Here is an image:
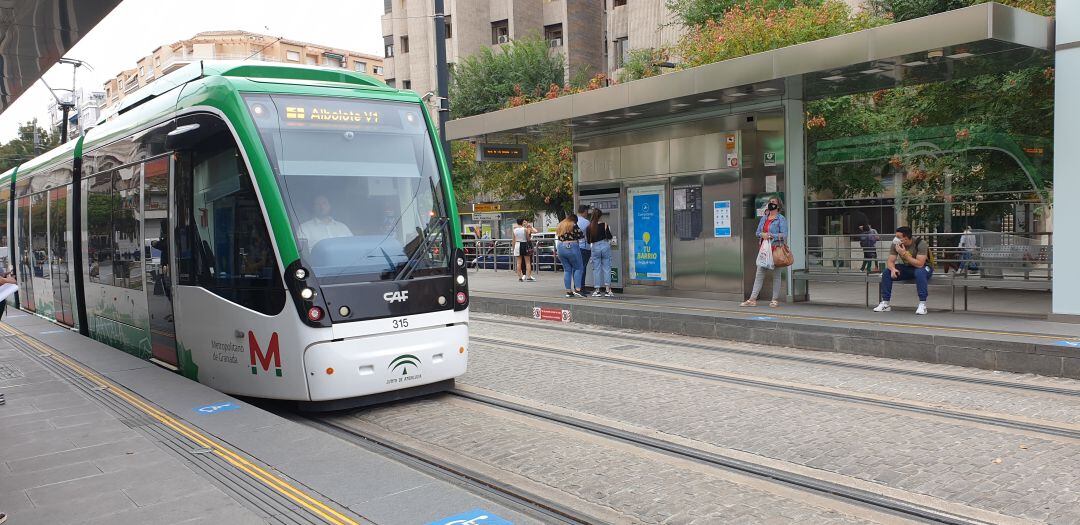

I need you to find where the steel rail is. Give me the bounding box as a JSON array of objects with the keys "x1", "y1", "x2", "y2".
[
  {"x1": 471, "y1": 335, "x2": 1080, "y2": 441},
  {"x1": 450, "y1": 388, "x2": 993, "y2": 525},
  {"x1": 298, "y1": 416, "x2": 595, "y2": 525},
  {"x1": 471, "y1": 316, "x2": 1080, "y2": 398}
]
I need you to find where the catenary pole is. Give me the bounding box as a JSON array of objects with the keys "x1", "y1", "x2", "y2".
[{"x1": 433, "y1": 0, "x2": 451, "y2": 160}]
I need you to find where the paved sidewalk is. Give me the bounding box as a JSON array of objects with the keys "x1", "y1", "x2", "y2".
[{"x1": 0, "y1": 326, "x2": 264, "y2": 525}]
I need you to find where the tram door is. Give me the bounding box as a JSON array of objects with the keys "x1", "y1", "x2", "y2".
[{"x1": 143, "y1": 157, "x2": 177, "y2": 367}]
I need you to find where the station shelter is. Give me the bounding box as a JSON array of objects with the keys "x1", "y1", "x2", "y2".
[{"x1": 446, "y1": 3, "x2": 1076, "y2": 316}]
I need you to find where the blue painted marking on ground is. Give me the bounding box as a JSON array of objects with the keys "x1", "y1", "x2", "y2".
[
  {"x1": 1055, "y1": 340, "x2": 1080, "y2": 347},
  {"x1": 426, "y1": 509, "x2": 514, "y2": 525},
  {"x1": 193, "y1": 402, "x2": 241, "y2": 415},
  {"x1": 750, "y1": 316, "x2": 776, "y2": 321}
]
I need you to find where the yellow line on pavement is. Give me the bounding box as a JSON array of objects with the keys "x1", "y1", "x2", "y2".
[
  {"x1": 480, "y1": 291, "x2": 1076, "y2": 342},
  {"x1": 0, "y1": 322, "x2": 362, "y2": 525}
]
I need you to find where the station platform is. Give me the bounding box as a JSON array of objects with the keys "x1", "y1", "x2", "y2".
[
  {"x1": 468, "y1": 271, "x2": 1080, "y2": 380},
  {"x1": 0, "y1": 311, "x2": 541, "y2": 525}
]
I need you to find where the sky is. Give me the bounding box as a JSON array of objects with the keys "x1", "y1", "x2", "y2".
[{"x1": 0, "y1": 0, "x2": 386, "y2": 141}]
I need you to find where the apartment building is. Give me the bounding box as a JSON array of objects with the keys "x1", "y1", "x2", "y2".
[
  {"x1": 101, "y1": 30, "x2": 384, "y2": 115},
  {"x1": 381, "y1": 0, "x2": 605, "y2": 96}
]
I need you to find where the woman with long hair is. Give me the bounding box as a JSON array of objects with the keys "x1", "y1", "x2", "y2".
[
  {"x1": 586, "y1": 208, "x2": 614, "y2": 297},
  {"x1": 556, "y1": 214, "x2": 585, "y2": 298},
  {"x1": 741, "y1": 195, "x2": 788, "y2": 308}
]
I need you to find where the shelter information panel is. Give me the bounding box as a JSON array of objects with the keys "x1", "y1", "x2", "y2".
[{"x1": 627, "y1": 186, "x2": 667, "y2": 282}]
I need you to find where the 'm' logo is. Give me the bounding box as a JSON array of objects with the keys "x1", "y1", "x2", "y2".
[
  {"x1": 388, "y1": 354, "x2": 420, "y2": 376},
  {"x1": 383, "y1": 290, "x2": 409, "y2": 303},
  {"x1": 249, "y1": 331, "x2": 282, "y2": 377},
  {"x1": 285, "y1": 106, "x2": 306, "y2": 119}
]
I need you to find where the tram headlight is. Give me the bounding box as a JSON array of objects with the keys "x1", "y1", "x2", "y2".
[
  {"x1": 437, "y1": 296, "x2": 446, "y2": 306},
  {"x1": 294, "y1": 268, "x2": 308, "y2": 280},
  {"x1": 307, "y1": 306, "x2": 324, "y2": 322},
  {"x1": 456, "y1": 257, "x2": 465, "y2": 267},
  {"x1": 456, "y1": 291, "x2": 467, "y2": 304},
  {"x1": 300, "y1": 287, "x2": 314, "y2": 300},
  {"x1": 456, "y1": 275, "x2": 466, "y2": 285}
]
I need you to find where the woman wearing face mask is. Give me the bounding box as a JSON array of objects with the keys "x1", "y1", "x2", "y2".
[{"x1": 741, "y1": 195, "x2": 788, "y2": 308}]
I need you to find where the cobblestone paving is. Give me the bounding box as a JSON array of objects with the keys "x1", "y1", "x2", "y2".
[
  {"x1": 348, "y1": 399, "x2": 876, "y2": 525},
  {"x1": 474, "y1": 318, "x2": 1080, "y2": 426},
  {"x1": 463, "y1": 335, "x2": 1080, "y2": 524}
]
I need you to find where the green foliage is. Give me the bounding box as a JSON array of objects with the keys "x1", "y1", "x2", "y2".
[
  {"x1": 676, "y1": 1, "x2": 889, "y2": 69},
  {"x1": 452, "y1": 138, "x2": 574, "y2": 217},
  {"x1": 618, "y1": 48, "x2": 667, "y2": 83},
  {"x1": 665, "y1": 0, "x2": 822, "y2": 27},
  {"x1": 866, "y1": 0, "x2": 1053, "y2": 20},
  {"x1": 449, "y1": 36, "x2": 565, "y2": 119},
  {"x1": 0, "y1": 120, "x2": 60, "y2": 173}
]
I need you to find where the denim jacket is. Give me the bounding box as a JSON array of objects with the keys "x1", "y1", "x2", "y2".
[{"x1": 756, "y1": 213, "x2": 788, "y2": 247}]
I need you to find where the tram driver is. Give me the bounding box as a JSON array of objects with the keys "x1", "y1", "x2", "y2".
[{"x1": 299, "y1": 194, "x2": 353, "y2": 250}]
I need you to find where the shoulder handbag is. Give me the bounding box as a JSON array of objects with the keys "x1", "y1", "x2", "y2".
[{"x1": 772, "y1": 243, "x2": 794, "y2": 268}]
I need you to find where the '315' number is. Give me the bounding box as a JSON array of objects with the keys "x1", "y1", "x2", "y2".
[{"x1": 391, "y1": 318, "x2": 409, "y2": 329}]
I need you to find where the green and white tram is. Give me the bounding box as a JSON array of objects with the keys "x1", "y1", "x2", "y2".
[{"x1": 0, "y1": 61, "x2": 469, "y2": 408}]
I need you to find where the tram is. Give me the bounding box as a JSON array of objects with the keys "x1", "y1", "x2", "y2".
[{"x1": 0, "y1": 61, "x2": 469, "y2": 408}]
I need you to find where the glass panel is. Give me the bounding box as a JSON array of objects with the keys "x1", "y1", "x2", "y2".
[
  {"x1": 30, "y1": 192, "x2": 48, "y2": 280},
  {"x1": 175, "y1": 113, "x2": 285, "y2": 315},
  {"x1": 50, "y1": 187, "x2": 72, "y2": 325},
  {"x1": 247, "y1": 95, "x2": 450, "y2": 283},
  {"x1": 87, "y1": 172, "x2": 114, "y2": 286},
  {"x1": 114, "y1": 166, "x2": 142, "y2": 290},
  {"x1": 16, "y1": 197, "x2": 33, "y2": 310}
]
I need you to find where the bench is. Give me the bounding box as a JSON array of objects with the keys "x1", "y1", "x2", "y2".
[
  {"x1": 794, "y1": 270, "x2": 960, "y2": 310},
  {"x1": 794, "y1": 269, "x2": 1051, "y2": 311}
]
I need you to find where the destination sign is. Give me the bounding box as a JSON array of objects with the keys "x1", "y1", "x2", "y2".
[
  {"x1": 477, "y1": 144, "x2": 528, "y2": 162},
  {"x1": 254, "y1": 95, "x2": 426, "y2": 135}
]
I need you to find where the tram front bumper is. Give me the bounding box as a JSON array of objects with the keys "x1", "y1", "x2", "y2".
[{"x1": 303, "y1": 323, "x2": 468, "y2": 401}]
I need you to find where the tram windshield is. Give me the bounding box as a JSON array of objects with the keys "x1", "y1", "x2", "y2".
[{"x1": 247, "y1": 94, "x2": 451, "y2": 282}]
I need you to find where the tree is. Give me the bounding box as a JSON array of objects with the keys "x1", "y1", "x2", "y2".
[
  {"x1": 449, "y1": 36, "x2": 566, "y2": 119},
  {"x1": 665, "y1": 0, "x2": 822, "y2": 27},
  {"x1": 866, "y1": 0, "x2": 1053, "y2": 20},
  {"x1": 0, "y1": 120, "x2": 59, "y2": 173},
  {"x1": 451, "y1": 138, "x2": 574, "y2": 218},
  {"x1": 618, "y1": 48, "x2": 668, "y2": 83},
  {"x1": 676, "y1": 1, "x2": 887, "y2": 69}
]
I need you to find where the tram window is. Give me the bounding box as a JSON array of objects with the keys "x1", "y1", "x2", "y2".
[
  {"x1": 174, "y1": 113, "x2": 285, "y2": 316},
  {"x1": 94, "y1": 138, "x2": 137, "y2": 172},
  {"x1": 30, "y1": 192, "x2": 47, "y2": 279},
  {"x1": 113, "y1": 166, "x2": 142, "y2": 290},
  {"x1": 87, "y1": 172, "x2": 115, "y2": 286}
]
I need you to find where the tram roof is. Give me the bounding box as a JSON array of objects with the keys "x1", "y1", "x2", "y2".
[
  {"x1": 446, "y1": 2, "x2": 1053, "y2": 141},
  {"x1": 0, "y1": 60, "x2": 410, "y2": 184}
]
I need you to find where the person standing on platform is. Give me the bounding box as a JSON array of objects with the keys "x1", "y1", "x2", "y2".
[
  {"x1": 874, "y1": 226, "x2": 932, "y2": 315},
  {"x1": 741, "y1": 195, "x2": 788, "y2": 308},
  {"x1": 0, "y1": 270, "x2": 16, "y2": 321},
  {"x1": 576, "y1": 204, "x2": 592, "y2": 283},
  {"x1": 556, "y1": 215, "x2": 585, "y2": 298},
  {"x1": 586, "y1": 208, "x2": 615, "y2": 297},
  {"x1": 958, "y1": 225, "x2": 977, "y2": 274},
  {"x1": 512, "y1": 218, "x2": 537, "y2": 282},
  {"x1": 858, "y1": 224, "x2": 879, "y2": 273}
]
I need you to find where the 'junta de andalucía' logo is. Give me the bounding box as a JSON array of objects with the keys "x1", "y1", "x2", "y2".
[{"x1": 388, "y1": 354, "x2": 420, "y2": 376}]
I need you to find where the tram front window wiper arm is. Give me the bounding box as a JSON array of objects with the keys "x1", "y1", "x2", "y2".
[{"x1": 395, "y1": 215, "x2": 447, "y2": 281}]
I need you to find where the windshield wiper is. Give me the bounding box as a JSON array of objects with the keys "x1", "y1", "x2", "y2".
[{"x1": 395, "y1": 215, "x2": 448, "y2": 281}]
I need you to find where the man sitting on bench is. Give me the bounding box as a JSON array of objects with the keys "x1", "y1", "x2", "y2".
[{"x1": 873, "y1": 226, "x2": 932, "y2": 315}]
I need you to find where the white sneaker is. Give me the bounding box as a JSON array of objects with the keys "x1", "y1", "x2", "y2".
[
  {"x1": 916, "y1": 302, "x2": 928, "y2": 315},
  {"x1": 590, "y1": 291, "x2": 603, "y2": 297},
  {"x1": 873, "y1": 301, "x2": 891, "y2": 312}
]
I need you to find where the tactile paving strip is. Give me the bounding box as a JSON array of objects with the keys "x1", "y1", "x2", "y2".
[
  {"x1": 0, "y1": 324, "x2": 359, "y2": 525},
  {"x1": 0, "y1": 361, "x2": 24, "y2": 379}
]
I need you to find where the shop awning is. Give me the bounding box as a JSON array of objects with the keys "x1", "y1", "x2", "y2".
[
  {"x1": 446, "y1": 3, "x2": 1052, "y2": 141},
  {"x1": 0, "y1": 0, "x2": 122, "y2": 111}
]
